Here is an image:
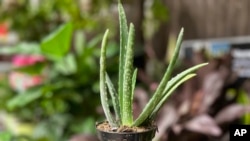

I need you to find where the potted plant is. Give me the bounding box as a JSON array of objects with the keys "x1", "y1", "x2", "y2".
[{"x1": 96, "y1": 1, "x2": 208, "y2": 141}]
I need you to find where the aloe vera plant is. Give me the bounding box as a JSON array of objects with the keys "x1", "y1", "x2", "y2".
[{"x1": 99, "y1": 2, "x2": 208, "y2": 128}]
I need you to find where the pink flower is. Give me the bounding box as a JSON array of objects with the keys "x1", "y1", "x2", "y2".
[
  {"x1": 0, "y1": 23, "x2": 8, "y2": 36},
  {"x1": 12, "y1": 55, "x2": 45, "y2": 67},
  {"x1": 9, "y1": 55, "x2": 45, "y2": 91}
]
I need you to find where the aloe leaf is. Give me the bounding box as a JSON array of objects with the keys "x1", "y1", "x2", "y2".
[
  {"x1": 106, "y1": 72, "x2": 121, "y2": 123},
  {"x1": 100, "y1": 29, "x2": 116, "y2": 127},
  {"x1": 162, "y1": 63, "x2": 208, "y2": 94},
  {"x1": 150, "y1": 74, "x2": 197, "y2": 118},
  {"x1": 118, "y1": 1, "x2": 129, "y2": 118},
  {"x1": 133, "y1": 63, "x2": 208, "y2": 126},
  {"x1": 131, "y1": 69, "x2": 138, "y2": 104},
  {"x1": 122, "y1": 23, "x2": 135, "y2": 126},
  {"x1": 133, "y1": 28, "x2": 184, "y2": 126}
]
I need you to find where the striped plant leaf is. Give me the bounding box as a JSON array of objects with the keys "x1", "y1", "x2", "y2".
[
  {"x1": 118, "y1": 1, "x2": 129, "y2": 118},
  {"x1": 100, "y1": 29, "x2": 117, "y2": 127},
  {"x1": 131, "y1": 69, "x2": 138, "y2": 105},
  {"x1": 133, "y1": 28, "x2": 184, "y2": 126},
  {"x1": 106, "y1": 72, "x2": 120, "y2": 123},
  {"x1": 122, "y1": 23, "x2": 135, "y2": 126},
  {"x1": 151, "y1": 74, "x2": 197, "y2": 118}
]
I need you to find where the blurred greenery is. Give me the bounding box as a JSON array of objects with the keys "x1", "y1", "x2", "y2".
[
  {"x1": 143, "y1": 0, "x2": 169, "y2": 39},
  {"x1": 41, "y1": 22, "x2": 73, "y2": 60},
  {"x1": 0, "y1": 0, "x2": 170, "y2": 140},
  {"x1": 0, "y1": 0, "x2": 115, "y2": 41},
  {"x1": 0, "y1": 22, "x2": 119, "y2": 140},
  {"x1": 237, "y1": 89, "x2": 250, "y2": 124},
  {"x1": 0, "y1": 131, "x2": 12, "y2": 141}
]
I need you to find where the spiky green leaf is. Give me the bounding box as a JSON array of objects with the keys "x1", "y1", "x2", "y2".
[
  {"x1": 162, "y1": 63, "x2": 208, "y2": 94},
  {"x1": 131, "y1": 69, "x2": 138, "y2": 103},
  {"x1": 133, "y1": 28, "x2": 184, "y2": 126},
  {"x1": 106, "y1": 72, "x2": 120, "y2": 122},
  {"x1": 150, "y1": 74, "x2": 197, "y2": 118},
  {"x1": 133, "y1": 62, "x2": 208, "y2": 126},
  {"x1": 100, "y1": 29, "x2": 117, "y2": 127},
  {"x1": 118, "y1": 2, "x2": 129, "y2": 118},
  {"x1": 122, "y1": 23, "x2": 135, "y2": 126}
]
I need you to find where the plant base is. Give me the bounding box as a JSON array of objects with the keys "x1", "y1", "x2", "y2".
[{"x1": 96, "y1": 122, "x2": 157, "y2": 141}]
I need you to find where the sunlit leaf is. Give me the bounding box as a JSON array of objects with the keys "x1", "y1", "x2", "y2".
[{"x1": 41, "y1": 22, "x2": 73, "y2": 60}]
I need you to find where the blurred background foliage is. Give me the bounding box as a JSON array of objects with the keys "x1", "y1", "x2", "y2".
[
  {"x1": 1, "y1": 0, "x2": 249, "y2": 141},
  {"x1": 0, "y1": 0, "x2": 169, "y2": 140},
  {"x1": 0, "y1": 0, "x2": 116, "y2": 41},
  {"x1": 0, "y1": 22, "x2": 119, "y2": 141}
]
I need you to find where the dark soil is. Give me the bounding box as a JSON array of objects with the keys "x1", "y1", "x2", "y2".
[{"x1": 96, "y1": 121, "x2": 155, "y2": 133}]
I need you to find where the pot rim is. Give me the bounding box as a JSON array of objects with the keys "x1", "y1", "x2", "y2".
[{"x1": 96, "y1": 121, "x2": 157, "y2": 134}]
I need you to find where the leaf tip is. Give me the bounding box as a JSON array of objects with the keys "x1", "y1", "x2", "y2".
[
  {"x1": 201, "y1": 62, "x2": 209, "y2": 67},
  {"x1": 180, "y1": 27, "x2": 184, "y2": 34}
]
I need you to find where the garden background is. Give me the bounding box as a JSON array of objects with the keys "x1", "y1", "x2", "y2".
[{"x1": 0, "y1": 0, "x2": 250, "y2": 141}]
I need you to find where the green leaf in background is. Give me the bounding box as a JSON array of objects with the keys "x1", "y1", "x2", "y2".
[
  {"x1": 7, "y1": 88, "x2": 43, "y2": 110},
  {"x1": 0, "y1": 43, "x2": 41, "y2": 55},
  {"x1": 79, "y1": 117, "x2": 96, "y2": 134},
  {"x1": 33, "y1": 114, "x2": 70, "y2": 141},
  {"x1": 152, "y1": 0, "x2": 169, "y2": 22},
  {"x1": 0, "y1": 131, "x2": 12, "y2": 141},
  {"x1": 54, "y1": 53, "x2": 77, "y2": 75},
  {"x1": 14, "y1": 62, "x2": 46, "y2": 75},
  {"x1": 70, "y1": 117, "x2": 96, "y2": 134},
  {"x1": 237, "y1": 89, "x2": 250, "y2": 124},
  {"x1": 74, "y1": 30, "x2": 86, "y2": 56},
  {"x1": 41, "y1": 22, "x2": 73, "y2": 60},
  {"x1": 88, "y1": 34, "x2": 103, "y2": 48}
]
